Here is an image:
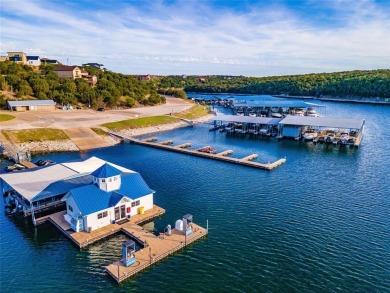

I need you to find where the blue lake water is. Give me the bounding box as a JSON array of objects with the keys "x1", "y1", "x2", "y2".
[{"x1": 1, "y1": 97, "x2": 390, "y2": 292}]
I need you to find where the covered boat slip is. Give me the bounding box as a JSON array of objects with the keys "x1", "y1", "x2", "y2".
[
  {"x1": 212, "y1": 115, "x2": 365, "y2": 146},
  {"x1": 232, "y1": 100, "x2": 325, "y2": 115}
]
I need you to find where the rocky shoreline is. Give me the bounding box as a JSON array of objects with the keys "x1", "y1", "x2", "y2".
[{"x1": 16, "y1": 140, "x2": 80, "y2": 153}]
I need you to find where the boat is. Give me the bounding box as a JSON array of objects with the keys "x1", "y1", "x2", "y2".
[
  {"x1": 259, "y1": 126, "x2": 269, "y2": 135},
  {"x1": 197, "y1": 146, "x2": 216, "y2": 154},
  {"x1": 271, "y1": 112, "x2": 283, "y2": 118},
  {"x1": 324, "y1": 132, "x2": 335, "y2": 144},
  {"x1": 36, "y1": 159, "x2": 55, "y2": 166},
  {"x1": 249, "y1": 112, "x2": 256, "y2": 117},
  {"x1": 306, "y1": 108, "x2": 318, "y2": 117},
  {"x1": 339, "y1": 132, "x2": 350, "y2": 144},
  {"x1": 303, "y1": 129, "x2": 318, "y2": 141}
]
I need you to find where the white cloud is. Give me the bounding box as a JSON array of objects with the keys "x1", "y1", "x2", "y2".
[{"x1": 0, "y1": 0, "x2": 388, "y2": 76}]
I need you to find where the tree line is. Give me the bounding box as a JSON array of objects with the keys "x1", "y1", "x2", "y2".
[
  {"x1": 158, "y1": 70, "x2": 390, "y2": 98},
  {"x1": 0, "y1": 61, "x2": 165, "y2": 109}
]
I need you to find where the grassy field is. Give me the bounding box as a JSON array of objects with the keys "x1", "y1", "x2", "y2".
[
  {"x1": 173, "y1": 104, "x2": 210, "y2": 119},
  {"x1": 0, "y1": 114, "x2": 16, "y2": 122},
  {"x1": 2, "y1": 129, "x2": 69, "y2": 143},
  {"x1": 102, "y1": 116, "x2": 179, "y2": 130}
]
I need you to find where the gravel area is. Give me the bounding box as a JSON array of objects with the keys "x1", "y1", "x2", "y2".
[{"x1": 17, "y1": 140, "x2": 79, "y2": 152}]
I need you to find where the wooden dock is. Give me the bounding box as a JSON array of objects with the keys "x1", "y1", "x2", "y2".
[
  {"x1": 217, "y1": 150, "x2": 233, "y2": 156},
  {"x1": 115, "y1": 135, "x2": 286, "y2": 171},
  {"x1": 20, "y1": 161, "x2": 37, "y2": 169},
  {"x1": 105, "y1": 222, "x2": 208, "y2": 283},
  {"x1": 47, "y1": 205, "x2": 166, "y2": 248}
]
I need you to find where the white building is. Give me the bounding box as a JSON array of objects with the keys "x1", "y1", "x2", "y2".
[
  {"x1": 0, "y1": 157, "x2": 154, "y2": 231},
  {"x1": 62, "y1": 162, "x2": 154, "y2": 232},
  {"x1": 27, "y1": 56, "x2": 41, "y2": 66}
]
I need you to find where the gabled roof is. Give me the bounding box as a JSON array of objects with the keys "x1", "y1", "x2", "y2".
[
  {"x1": 7, "y1": 100, "x2": 55, "y2": 107},
  {"x1": 53, "y1": 65, "x2": 79, "y2": 71},
  {"x1": 63, "y1": 156, "x2": 134, "y2": 174},
  {"x1": 66, "y1": 172, "x2": 154, "y2": 216},
  {"x1": 91, "y1": 163, "x2": 122, "y2": 178}
]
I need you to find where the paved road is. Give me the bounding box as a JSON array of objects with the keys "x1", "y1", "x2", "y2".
[{"x1": 0, "y1": 98, "x2": 193, "y2": 130}]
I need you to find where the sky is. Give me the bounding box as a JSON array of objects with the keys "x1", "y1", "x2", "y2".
[{"x1": 0, "y1": 0, "x2": 389, "y2": 76}]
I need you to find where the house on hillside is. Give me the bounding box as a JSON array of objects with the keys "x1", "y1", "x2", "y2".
[
  {"x1": 0, "y1": 56, "x2": 8, "y2": 62},
  {"x1": 7, "y1": 52, "x2": 27, "y2": 64},
  {"x1": 40, "y1": 58, "x2": 59, "y2": 64},
  {"x1": 81, "y1": 69, "x2": 98, "y2": 86},
  {"x1": 139, "y1": 74, "x2": 152, "y2": 81},
  {"x1": 27, "y1": 56, "x2": 41, "y2": 66},
  {"x1": 53, "y1": 65, "x2": 82, "y2": 80},
  {"x1": 7, "y1": 100, "x2": 56, "y2": 111},
  {"x1": 62, "y1": 162, "x2": 154, "y2": 232},
  {"x1": 82, "y1": 62, "x2": 104, "y2": 69}
]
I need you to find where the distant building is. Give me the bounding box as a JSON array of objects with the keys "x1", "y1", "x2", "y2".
[
  {"x1": 7, "y1": 52, "x2": 27, "y2": 64},
  {"x1": 27, "y1": 56, "x2": 41, "y2": 66},
  {"x1": 40, "y1": 58, "x2": 60, "y2": 64},
  {"x1": 82, "y1": 63, "x2": 104, "y2": 69},
  {"x1": 53, "y1": 65, "x2": 82, "y2": 80},
  {"x1": 7, "y1": 100, "x2": 56, "y2": 112},
  {"x1": 139, "y1": 74, "x2": 152, "y2": 81},
  {"x1": 81, "y1": 69, "x2": 97, "y2": 86},
  {"x1": 0, "y1": 56, "x2": 8, "y2": 62}
]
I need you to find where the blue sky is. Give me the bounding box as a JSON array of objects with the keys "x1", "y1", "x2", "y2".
[{"x1": 1, "y1": 0, "x2": 389, "y2": 76}]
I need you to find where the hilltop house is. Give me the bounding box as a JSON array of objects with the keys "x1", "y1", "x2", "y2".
[
  {"x1": 7, "y1": 52, "x2": 27, "y2": 64},
  {"x1": 82, "y1": 62, "x2": 104, "y2": 69},
  {"x1": 53, "y1": 65, "x2": 82, "y2": 80},
  {"x1": 27, "y1": 56, "x2": 41, "y2": 66},
  {"x1": 62, "y1": 162, "x2": 154, "y2": 232},
  {"x1": 40, "y1": 58, "x2": 59, "y2": 64}
]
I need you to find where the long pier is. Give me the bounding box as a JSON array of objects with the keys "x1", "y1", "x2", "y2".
[{"x1": 112, "y1": 134, "x2": 286, "y2": 171}]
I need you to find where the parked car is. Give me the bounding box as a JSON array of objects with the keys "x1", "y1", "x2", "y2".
[{"x1": 97, "y1": 107, "x2": 105, "y2": 111}]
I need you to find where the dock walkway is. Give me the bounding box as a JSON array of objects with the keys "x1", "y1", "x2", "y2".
[
  {"x1": 47, "y1": 205, "x2": 166, "y2": 248},
  {"x1": 113, "y1": 134, "x2": 286, "y2": 171},
  {"x1": 106, "y1": 222, "x2": 208, "y2": 283}
]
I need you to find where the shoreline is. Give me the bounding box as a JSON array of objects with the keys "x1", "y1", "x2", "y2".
[{"x1": 4, "y1": 115, "x2": 214, "y2": 156}]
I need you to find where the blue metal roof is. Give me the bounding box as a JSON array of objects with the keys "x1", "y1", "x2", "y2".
[
  {"x1": 33, "y1": 175, "x2": 93, "y2": 202},
  {"x1": 233, "y1": 100, "x2": 324, "y2": 108},
  {"x1": 68, "y1": 173, "x2": 154, "y2": 215},
  {"x1": 91, "y1": 163, "x2": 122, "y2": 178},
  {"x1": 7, "y1": 100, "x2": 56, "y2": 107}
]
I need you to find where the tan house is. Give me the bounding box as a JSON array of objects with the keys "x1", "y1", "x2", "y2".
[
  {"x1": 0, "y1": 56, "x2": 8, "y2": 62},
  {"x1": 53, "y1": 66, "x2": 82, "y2": 80},
  {"x1": 81, "y1": 69, "x2": 97, "y2": 86},
  {"x1": 7, "y1": 52, "x2": 27, "y2": 64}
]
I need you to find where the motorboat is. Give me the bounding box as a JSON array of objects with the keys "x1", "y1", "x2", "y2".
[
  {"x1": 306, "y1": 108, "x2": 318, "y2": 117},
  {"x1": 339, "y1": 132, "x2": 350, "y2": 144},
  {"x1": 271, "y1": 112, "x2": 283, "y2": 118},
  {"x1": 249, "y1": 112, "x2": 257, "y2": 117},
  {"x1": 197, "y1": 146, "x2": 216, "y2": 154},
  {"x1": 303, "y1": 130, "x2": 318, "y2": 141},
  {"x1": 259, "y1": 126, "x2": 269, "y2": 135},
  {"x1": 325, "y1": 132, "x2": 335, "y2": 144}
]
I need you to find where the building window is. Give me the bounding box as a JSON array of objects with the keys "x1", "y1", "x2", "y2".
[
  {"x1": 114, "y1": 177, "x2": 117, "y2": 181},
  {"x1": 68, "y1": 205, "x2": 73, "y2": 212},
  {"x1": 136, "y1": 200, "x2": 140, "y2": 206},
  {"x1": 131, "y1": 200, "x2": 141, "y2": 207},
  {"x1": 109, "y1": 178, "x2": 112, "y2": 182},
  {"x1": 98, "y1": 211, "x2": 108, "y2": 219},
  {"x1": 102, "y1": 179, "x2": 105, "y2": 183}
]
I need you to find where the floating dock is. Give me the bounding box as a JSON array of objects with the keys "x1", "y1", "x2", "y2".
[
  {"x1": 106, "y1": 223, "x2": 208, "y2": 283},
  {"x1": 47, "y1": 205, "x2": 166, "y2": 248},
  {"x1": 114, "y1": 134, "x2": 286, "y2": 171}
]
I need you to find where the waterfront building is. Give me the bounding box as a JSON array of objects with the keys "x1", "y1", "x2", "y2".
[{"x1": 0, "y1": 157, "x2": 154, "y2": 230}]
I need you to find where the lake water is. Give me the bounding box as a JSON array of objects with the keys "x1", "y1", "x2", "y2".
[{"x1": 1, "y1": 96, "x2": 389, "y2": 292}]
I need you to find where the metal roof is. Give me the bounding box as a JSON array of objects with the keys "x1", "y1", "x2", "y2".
[
  {"x1": 213, "y1": 114, "x2": 282, "y2": 125},
  {"x1": 27, "y1": 56, "x2": 40, "y2": 60},
  {"x1": 67, "y1": 173, "x2": 154, "y2": 216},
  {"x1": 0, "y1": 156, "x2": 136, "y2": 203},
  {"x1": 279, "y1": 116, "x2": 365, "y2": 129},
  {"x1": 91, "y1": 163, "x2": 122, "y2": 178},
  {"x1": 63, "y1": 156, "x2": 134, "y2": 174},
  {"x1": 233, "y1": 95, "x2": 275, "y2": 100},
  {"x1": 7, "y1": 100, "x2": 56, "y2": 107},
  {"x1": 0, "y1": 164, "x2": 78, "y2": 201},
  {"x1": 233, "y1": 100, "x2": 324, "y2": 108}
]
